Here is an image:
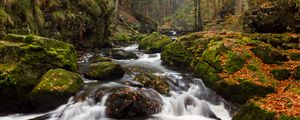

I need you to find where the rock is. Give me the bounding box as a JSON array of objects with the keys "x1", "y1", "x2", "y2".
[
  {"x1": 138, "y1": 32, "x2": 172, "y2": 53},
  {"x1": 294, "y1": 66, "x2": 300, "y2": 80},
  {"x1": 111, "y1": 49, "x2": 138, "y2": 60},
  {"x1": 30, "y1": 69, "x2": 84, "y2": 111},
  {"x1": 271, "y1": 69, "x2": 291, "y2": 80},
  {"x1": 89, "y1": 56, "x2": 111, "y2": 63},
  {"x1": 134, "y1": 73, "x2": 170, "y2": 95},
  {"x1": 105, "y1": 88, "x2": 162, "y2": 118},
  {"x1": 85, "y1": 61, "x2": 125, "y2": 80},
  {"x1": 243, "y1": 0, "x2": 300, "y2": 33},
  {"x1": 0, "y1": 34, "x2": 78, "y2": 114}
]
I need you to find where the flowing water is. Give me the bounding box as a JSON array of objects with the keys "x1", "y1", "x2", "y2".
[{"x1": 0, "y1": 44, "x2": 234, "y2": 120}]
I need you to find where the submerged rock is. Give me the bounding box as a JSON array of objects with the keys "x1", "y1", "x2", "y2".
[
  {"x1": 138, "y1": 32, "x2": 172, "y2": 53},
  {"x1": 31, "y1": 69, "x2": 84, "y2": 111},
  {"x1": 105, "y1": 88, "x2": 162, "y2": 118},
  {"x1": 0, "y1": 34, "x2": 79, "y2": 114}
]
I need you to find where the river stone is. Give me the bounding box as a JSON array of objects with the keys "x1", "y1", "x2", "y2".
[
  {"x1": 134, "y1": 73, "x2": 170, "y2": 95},
  {"x1": 105, "y1": 88, "x2": 162, "y2": 118},
  {"x1": 85, "y1": 61, "x2": 125, "y2": 80},
  {"x1": 111, "y1": 49, "x2": 138, "y2": 60},
  {"x1": 31, "y1": 69, "x2": 84, "y2": 111}
]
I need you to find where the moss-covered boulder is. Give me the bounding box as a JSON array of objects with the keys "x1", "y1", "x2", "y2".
[
  {"x1": 0, "y1": 34, "x2": 78, "y2": 114},
  {"x1": 105, "y1": 88, "x2": 162, "y2": 118},
  {"x1": 85, "y1": 61, "x2": 125, "y2": 80},
  {"x1": 31, "y1": 69, "x2": 84, "y2": 111},
  {"x1": 138, "y1": 32, "x2": 172, "y2": 53},
  {"x1": 134, "y1": 73, "x2": 170, "y2": 95}
]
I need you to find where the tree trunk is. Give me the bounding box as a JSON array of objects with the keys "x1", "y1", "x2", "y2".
[{"x1": 235, "y1": 0, "x2": 243, "y2": 15}]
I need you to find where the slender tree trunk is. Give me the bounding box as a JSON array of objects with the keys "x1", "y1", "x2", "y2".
[
  {"x1": 197, "y1": 0, "x2": 203, "y2": 31},
  {"x1": 235, "y1": 0, "x2": 243, "y2": 15}
]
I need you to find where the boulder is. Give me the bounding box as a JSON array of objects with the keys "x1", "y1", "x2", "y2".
[
  {"x1": 111, "y1": 49, "x2": 138, "y2": 60},
  {"x1": 85, "y1": 61, "x2": 125, "y2": 80},
  {"x1": 105, "y1": 88, "x2": 162, "y2": 118},
  {"x1": 0, "y1": 34, "x2": 78, "y2": 114},
  {"x1": 139, "y1": 32, "x2": 172, "y2": 53},
  {"x1": 243, "y1": 0, "x2": 300, "y2": 33},
  {"x1": 31, "y1": 69, "x2": 84, "y2": 111},
  {"x1": 134, "y1": 73, "x2": 170, "y2": 95}
]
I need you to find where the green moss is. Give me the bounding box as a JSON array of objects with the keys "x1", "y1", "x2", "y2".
[
  {"x1": 224, "y1": 51, "x2": 246, "y2": 74},
  {"x1": 250, "y1": 45, "x2": 288, "y2": 64},
  {"x1": 139, "y1": 32, "x2": 172, "y2": 53},
  {"x1": 215, "y1": 81, "x2": 276, "y2": 104},
  {"x1": 271, "y1": 69, "x2": 291, "y2": 80},
  {"x1": 290, "y1": 53, "x2": 300, "y2": 61},
  {"x1": 134, "y1": 73, "x2": 170, "y2": 95},
  {"x1": 52, "y1": 11, "x2": 66, "y2": 23},
  {"x1": 161, "y1": 42, "x2": 192, "y2": 67},
  {"x1": 30, "y1": 68, "x2": 84, "y2": 110},
  {"x1": 201, "y1": 40, "x2": 224, "y2": 71},
  {"x1": 233, "y1": 102, "x2": 276, "y2": 120},
  {"x1": 247, "y1": 61, "x2": 260, "y2": 72},
  {"x1": 32, "y1": 69, "x2": 83, "y2": 94},
  {"x1": 86, "y1": 61, "x2": 125, "y2": 80}
]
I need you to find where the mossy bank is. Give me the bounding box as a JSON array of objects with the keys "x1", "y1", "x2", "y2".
[{"x1": 161, "y1": 31, "x2": 300, "y2": 119}]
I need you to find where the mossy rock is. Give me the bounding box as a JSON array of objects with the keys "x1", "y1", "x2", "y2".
[
  {"x1": 294, "y1": 66, "x2": 300, "y2": 80},
  {"x1": 201, "y1": 40, "x2": 224, "y2": 71},
  {"x1": 31, "y1": 69, "x2": 84, "y2": 111},
  {"x1": 89, "y1": 56, "x2": 111, "y2": 64},
  {"x1": 271, "y1": 69, "x2": 291, "y2": 80},
  {"x1": 250, "y1": 45, "x2": 288, "y2": 64},
  {"x1": 134, "y1": 73, "x2": 170, "y2": 95},
  {"x1": 161, "y1": 41, "x2": 193, "y2": 67},
  {"x1": 291, "y1": 53, "x2": 300, "y2": 61},
  {"x1": 138, "y1": 32, "x2": 172, "y2": 53},
  {"x1": 85, "y1": 61, "x2": 125, "y2": 80}
]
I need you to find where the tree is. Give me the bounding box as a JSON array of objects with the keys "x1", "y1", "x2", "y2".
[{"x1": 194, "y1": 0, "x2": 203, "y2": 31}]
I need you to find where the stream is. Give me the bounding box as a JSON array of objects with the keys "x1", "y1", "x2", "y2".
[{"x1": 0, "y1": 44, "x2": 234, "y2": 120}]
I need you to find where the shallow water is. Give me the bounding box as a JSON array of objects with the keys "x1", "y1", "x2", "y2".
[{"x1": 0, "y1": 44, "x2": 233, "y2": 120}]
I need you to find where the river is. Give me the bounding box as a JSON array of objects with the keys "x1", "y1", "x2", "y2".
[{"x1": 0, "y1": 44, "x2": 234, "y2": 120}]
